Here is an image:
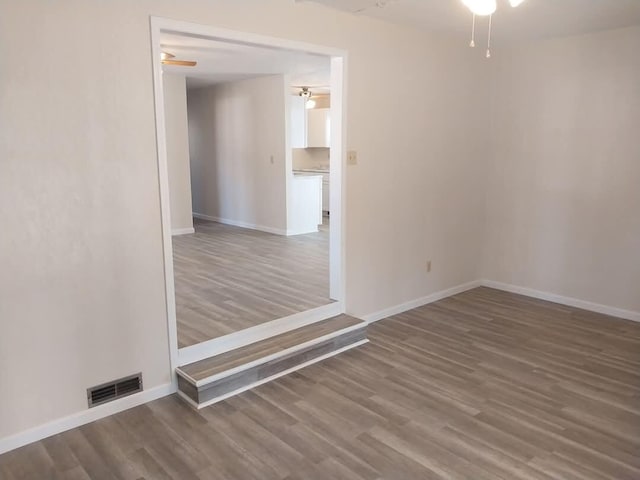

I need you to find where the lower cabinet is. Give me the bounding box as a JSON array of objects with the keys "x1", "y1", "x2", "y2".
[{"x1": 289, "y1": 174, "x2": 322, "y2": 235}]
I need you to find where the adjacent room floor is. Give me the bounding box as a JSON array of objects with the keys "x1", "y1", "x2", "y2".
[
  {"x1": 3, "y1": 287, "x2": 639, "y2": 479},
  {"x1": 173, "y1": 217, "x2": 331, "y2": 348}
]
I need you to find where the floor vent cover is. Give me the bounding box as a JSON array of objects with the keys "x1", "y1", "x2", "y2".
[{"x1": 87, "y1": 373, "x2": 143, "y2": 408}]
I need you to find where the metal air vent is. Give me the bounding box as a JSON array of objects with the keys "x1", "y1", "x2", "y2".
[{"x1": 87, "y1": 373, "x2": 143, "y2": 408}]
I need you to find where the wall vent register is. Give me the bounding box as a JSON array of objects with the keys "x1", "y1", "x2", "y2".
[{"x1": 86, "y1": 373, "x2": 143, "y2": 408}]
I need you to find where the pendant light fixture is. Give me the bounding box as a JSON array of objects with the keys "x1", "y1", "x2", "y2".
[{"x1": 463, "y1": 0, "x2": 527, "y2": 58}]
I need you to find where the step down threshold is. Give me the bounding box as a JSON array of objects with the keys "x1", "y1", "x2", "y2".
[{"x1": 176, "y1": 315, "x2": 368, "y2": 409}]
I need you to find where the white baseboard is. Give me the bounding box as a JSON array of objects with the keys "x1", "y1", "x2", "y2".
[
  {"x1": 481, "y1": 280, "x2": 640, "y2": 323},
  {"x1": 359, "y1": 278, "x2": 640, "y2": 325},
  {"x1": 286, "y1": 228, "x2": 319, "y2": 236},
  {"x1": 172, "y1": 227, "x2": 195, "y2": 236},
  {"x1": 192, "y1": 212, "x2": 287, "y2": 236},
  {"x1": 360, "y1": 280, "x2": 482, "y2": 324},
  {"x1": 0, "y1": 383, "x2": 175, "y2": 455}
]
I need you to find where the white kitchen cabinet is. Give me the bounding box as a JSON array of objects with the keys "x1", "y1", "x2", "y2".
[
  {"x1": 307, "y1": 108, "x2": 330, "y2": 148},
  {"x1": 290, "y1": 96, "x2": 330, "y2": 148},
  {"x1": 290, "y1": 96, "x2": 307, "y2": 148},
  {"x1": 289, "y1": 174, "x2": 322, "y2": 235}
]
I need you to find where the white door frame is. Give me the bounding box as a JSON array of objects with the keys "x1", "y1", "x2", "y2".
[{"x1": 149, "y1": 17, "x2": 348, "y2": 382}]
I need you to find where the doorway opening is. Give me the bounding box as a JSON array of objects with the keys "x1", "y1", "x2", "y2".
[{"x1": 150, "y1": 18, "x2": 347, "y2": 373}]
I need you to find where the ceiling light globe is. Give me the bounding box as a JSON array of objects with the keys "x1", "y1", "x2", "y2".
[{"x1": 462, "y1": 0, "x2": 496, "y2": 16}]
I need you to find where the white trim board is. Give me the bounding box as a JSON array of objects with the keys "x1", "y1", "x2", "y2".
[
  {"x1": 172, "y1": 227, "x2": 195, "y2": 236},
  {"x1": 192, "y1": 212, "x2": 287, "y2": 236},
  {"x1": 150, "y1": 16, "x2": 348, "y2": 399},
  {"x1": 360, "y1": 280, "x2": 482, "y2": 324},
  {"x1": 286, "y1": 228, "x2": 320, "y2": 236},
  {"x1": 0, "y1": 383, "x2": 174, "y2": 456},
  {"x1": 151, "y1": 17, "x2": 347, "y2": 58},
  {"x1": 481, "y1": 280, "x2": 640, "y2": 323},
  {"x1": 149, "y1": 16, "x2": 180, "y2": 392}
]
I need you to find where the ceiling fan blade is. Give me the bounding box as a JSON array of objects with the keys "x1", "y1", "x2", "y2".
[{"x1": 162, "y1": 59, "x2": 197, "y2": 67}]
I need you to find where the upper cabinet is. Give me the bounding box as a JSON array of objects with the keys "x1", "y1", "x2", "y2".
[
  {"x1": 307, "y1": 108, "x2": 330, "y2": 148},
  {"x1": 290, "y1": 96, "x2": 330, "y2": 148},
  {"x1": 290, "y1": 96, "x2": 307, "y2": 148}
]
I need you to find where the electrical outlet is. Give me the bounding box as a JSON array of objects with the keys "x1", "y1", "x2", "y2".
[
  {"x1": 347, "y1": 150, "x2": 358, "y2": 165},
  {"x1": 426, "y1": 260, "x2": 432, "y2": 273}
]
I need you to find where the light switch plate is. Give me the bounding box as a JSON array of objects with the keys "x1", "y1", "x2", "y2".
[{"x1": 347, "y1": 150, "x2": 358, "y2": 165}]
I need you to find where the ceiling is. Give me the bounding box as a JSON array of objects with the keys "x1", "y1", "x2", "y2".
[
  {"x1": 300, "y1": 0, "x2": 640, "y2": 41},
  {"x1": 161, "y1": 2, "x2": 640, "y2": 87},
  {"x1": 160, "y1": 32, "x2": 331, "y2": 91}
]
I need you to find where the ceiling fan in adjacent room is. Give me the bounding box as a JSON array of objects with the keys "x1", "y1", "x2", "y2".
[
  {"x1": 161, "y1": 52, "x2": 197, "y2": 67},
  {"x1": 293, "y1": 86, "x2": 330, "y2": 109}
]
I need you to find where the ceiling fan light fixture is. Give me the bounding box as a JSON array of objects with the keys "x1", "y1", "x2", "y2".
[
  {"x1": 462, "y1": 0, "x2": 496, "y2": 16},
  {"x1": 463, "y1": 0, "x2": 529, "y2": 58},
  {"x1": 299, "y1": 87, "x2": 312, "y2": 99},
  {"x1": 298, "y1": 87, "x2": 316, "y2": 108}
]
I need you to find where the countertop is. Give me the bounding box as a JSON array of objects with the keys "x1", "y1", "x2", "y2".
[
  {"x1": 293, "y1": 172, "x2": 323, "y2": 179},
  {"x1": 294, "y1": 168, "x2": 329, "y2": 174}
]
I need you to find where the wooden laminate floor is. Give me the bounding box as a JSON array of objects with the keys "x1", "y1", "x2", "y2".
[
  {"x1": 2, "y1": 287, "x2": 639, "y2": 479},
  {"x1": 173, "y1": 218, "x2": 331, "y2": 348}
]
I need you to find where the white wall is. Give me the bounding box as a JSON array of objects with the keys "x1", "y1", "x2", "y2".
[
  {"x1": 163, "y1": 73, "x2": 194, "y2": 233},
  {"x1": 483, "y1": 26, "x2": 640, "y2": 313},
  {"x1": 0, "y1": 0, "x2": 488, "y2": 442},
  {"x1": 293, "y1": 148, "x2": 330, "y2": 170},
  {"x1": 0, "y1": 0, "x2": 172, "y2": 442},
  {"x1": 187, "y1": 75, "x2": 288, "y2": 233}
]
